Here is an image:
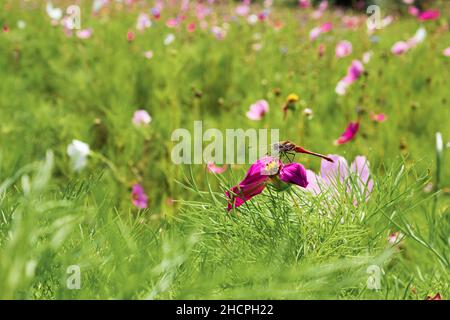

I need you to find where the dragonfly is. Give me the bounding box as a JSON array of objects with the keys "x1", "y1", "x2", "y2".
[{"x1": 271, "y1": 140, "x2": 334, "y2": 163}]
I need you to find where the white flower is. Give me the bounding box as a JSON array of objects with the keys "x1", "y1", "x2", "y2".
[
  {"x1": 46, "y1": 2, "x2": 63, "y2": 21},
  {"x1": 17, "y1": 20, "x2": 26, "y2": 29},
  {"x1": 164, "y1": 33, "x2": 175, "y2": 46},
  {"x1": 67, "y1": 140, "x2": 90, "y2": 172},
  {"x1": 436, "y1": 132, "x2": 443, "y2": 153},
  {"x1": 247, "y1": 14, "x2": 258, "y2": 25},
  {"x1": 362, "y1": 51, "x2": 373, "y2": 64},
  {"x1": 335, "y1": 81, "x2": 348, "y2": 96}
]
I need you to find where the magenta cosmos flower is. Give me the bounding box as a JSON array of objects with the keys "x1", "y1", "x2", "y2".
[
  {"x1": 246, "y1": 99, "x2": 269, "y2": 121},
  {"x1": 309, "y1": 22, "x2": 333, "y2": 41},
  {"x1": 418, "y1": 10, "x2": 440, "y2": 21},
  {"x1": 306, "y1": 155, "x2": 373, "y2": 202},
  {"x1": 226, "y1": 156, "x2": 308, "y2": 210},
  {"x1": 335, "y1": 122, "x2": 359, "y2": 145},
  {"x1": 76, "y1": 28, "x2": 93, "y2": 39},
  {"x1": 131, "y1": 184, "x2": 148, "y2": 209},
  {"x1": 335, "y1": 40, "x2": 352, "y2": 58},
  {"x1": 336, "y1": 60, "x2": 364, "y2": 95}
]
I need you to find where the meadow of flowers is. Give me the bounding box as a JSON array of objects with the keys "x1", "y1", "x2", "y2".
[{"x1": 0, "y1": 0, "x2": 449, "y2": 300}]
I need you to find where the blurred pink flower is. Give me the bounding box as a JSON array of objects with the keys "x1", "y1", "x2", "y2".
[
  {"x1": 309, "y1": 22, "x2": 332, "y2": 41},
  {"x1": 76, "y1": 28, "x2": 93, "y2": 39},
  {"x1": 370, "y1": 112, "x2": 387, "y2": 122},
  {"x1": 136, "y1": 13, "x2": 151, "y2": 31},
  {"x1": 127, "y1": 30, "x2": 135, "y2": 42},
  {"x1": 299, "y1": 0, "x2": 310, "y2": 8},
  {"x1": 132, "y1": 110, "x2": 152, "y2": 126},
  {"x1": 335, "y1": 122, "x2": 359, "y2": 145},
  {"x1": 131, "y1": 184, "x2": 148, "y2": 209},
  {"x1": 166, "y1": 18, "x2": 179, "y2": 28},
  {"x1": 335, "y1": 59, "x2": 361, "y2": 94},
  {"x1": 418, "y1": 10, "x2": 440, "y2": 21},
  {"x1": 391, "y1": 41, "x2": 409, "y2": 55},
  {"x1": 207, "y1": 163, "x2": 227, "y2": 174},
  {"x1": 246, "y1": 100, "x2": 269, "y2": 120},
  {"x1": 443, "y1": 47, "x2": 450, "y2": 57},
  {"x1": 342, "y1": 16, "x2": 360, "y2": 29},
  {"x1": 388, "y1": 231, "x2": 404, "y2": 245},
  {"x1": 335, "y1": 40, "x2": 352, "y2": 58},
  {"x1": 362, "y1": 51, "x2": 373, "y2": 64},
  {"x1": 306, "y1": 155, "x2": 373, "y2": 202},
  {"x1": 318, "y1": 43, "x2": 326, "y2": 57},
  {"x1": 187, "y1": 22, "x2": 196, "y2": 33},
  {"x1": 235, "y1": 4, "x2": 250, "y2": 16},
  {"x1": 320, "y1": 22, "x2": 333, "y2": 33},
  {"x1": 343, "y1": 60, "x2": 364, "y2": 84},
  {"x1": 408, "y1": 6, "x2": 420, "y2": 17}
]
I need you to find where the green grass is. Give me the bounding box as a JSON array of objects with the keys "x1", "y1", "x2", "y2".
[{"x1": 0, "y1": 1, "x2": 448, "y2": 299}]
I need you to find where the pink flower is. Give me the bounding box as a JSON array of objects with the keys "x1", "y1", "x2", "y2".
[
  {"x1": 342, "y1": 60, "x2": 364, "y2": 84},
  {"x1": 320, "y1": 22, "x2": 333, "y2": 33},
  {"x1": 207, "y1": 163, "x2": 227, "y2": 174},
  {"x1": 418, "y1": 10, "x2": 440, "y2": 21},
  {"x1": 425, "y1": 293, "x2": 442, "y2": 300},
  {"x1": 211, "y1": 26, "x2": 227, "y2": 40},
  {"x1": 318, "y1": 43, "x2": 326, "y2": 57},
  {"x1": 309, "y1": 27, "x2": 322, "y2": 41},
  {"x1": 388, "y1": 232, "x2": 404, "y2": 245},
  {"x1": 342, "y1": 16, "x2": 360, "y2": 29},
  {"x1": 143, "y1": 50, "x2": 153, "y2": 59},
  {"x1": 391, "y1": 41, "x2": 409, "y2": 55},
  {"x1": 335, "y1": 122, "x2": 359, "y2": 145},
  {"x1": 127, "y1": 30, "x2": 135, "y2": 42},
  {"x1": 76, "y1": 28, "x2": 93, "y2": 39},
  {"x1": 335, "y1": 40, "x2": 352, "y2": 58},
  {"x1": 335, "y1": 61, "x2": 364, "y2": 94},
  {"x1": 299, "y1": 0, "x2": 310, "y2": 8},
  {"x1": 246, "y1": 100, "x2": 269, "y2": 121},
  {"x1": 132, "y1": 110, "x2": 152, "y2": 126},
  {"x1": 226, "y1": 156, "x2": 308, "y2": 210},
  {"x1": 362, "y1": 51, "x2": 373, "y2": 64},
  {"x1": 335, "y1": 60, "x2": 365, "y2": 95},
  {"x1": 131, "y1": 184, "x2": 148, "y2": 209},
  {"x1": 235, "y1": 4, "x2": 250, "y2": 16},
  {"x1": 136, "y1": 13, "x2": 151, "y2": 31},
  {"x1": 443, "y1": 47, "x2": 450, "y2": 57},
  {"x1": 309, "y1": 22, "x2": 332, "y2": 41},
  {"x1": 187, "y1": 22, "x2": 196, "y2": 33},
  {"x1": 370, "y1": 112, "x2": 387, "y2": 122},
  {"x1": 306, "y1": 155, "x2": 373, "y2": 202},
  {"x1": 408, "y1": 6, "x2": 420, "y2": 17},
  {"x1": 166, "y1": 18, "x2": 179, "y2": 28}
]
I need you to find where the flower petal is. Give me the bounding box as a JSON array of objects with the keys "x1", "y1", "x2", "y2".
[
  {"x1": 279, "y1": 163, "x2": 308, "y2": 188},
  {"x1": 320, "y1": 155, "x2": 349, "y2": 184}
]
